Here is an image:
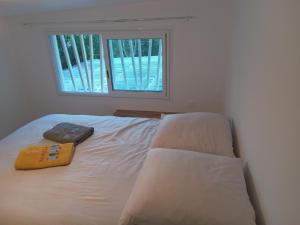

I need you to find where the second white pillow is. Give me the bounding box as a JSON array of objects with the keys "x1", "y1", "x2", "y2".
[{"x1": 150, "y1": 112, "x2": 234, "y2": 157}]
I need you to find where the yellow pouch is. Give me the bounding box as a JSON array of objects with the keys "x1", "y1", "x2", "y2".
[{"x1": 15, "y1": 143, "x2": 75, "y2": 170}]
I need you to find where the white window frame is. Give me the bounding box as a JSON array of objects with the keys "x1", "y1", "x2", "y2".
[{"x1": 49, "y1": 29, "x2": 170, "y2": 99}]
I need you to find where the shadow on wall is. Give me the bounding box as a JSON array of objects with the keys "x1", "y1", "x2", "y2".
[{"x1": 231, "y1": 121, "x2": 266, "y2": 225}]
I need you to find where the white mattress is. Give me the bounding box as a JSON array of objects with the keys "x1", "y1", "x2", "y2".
[{"x1": 0, "y1": 114, "x2": 160, "y2": 225}]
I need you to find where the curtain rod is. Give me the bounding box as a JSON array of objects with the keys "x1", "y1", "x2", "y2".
[{"x1": 23, "y1": 16, "x2": 196, "y2": 26}]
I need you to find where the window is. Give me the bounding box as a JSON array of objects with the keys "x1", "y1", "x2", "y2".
[{"x1": 50, "y1": 31, "x2": 169, "y2": 98}]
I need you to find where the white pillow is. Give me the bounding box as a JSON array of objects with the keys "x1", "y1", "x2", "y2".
[
  {"x1": 150, "y1": 112, "x2": 234, "y2": 157},
  {"x1": 119, "y1": 148, "x2": 256, "y2": 225}
]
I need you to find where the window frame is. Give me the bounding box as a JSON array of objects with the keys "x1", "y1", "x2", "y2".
[{"x1": 48, "y1": 29, "x2": 170, "y2": 99}]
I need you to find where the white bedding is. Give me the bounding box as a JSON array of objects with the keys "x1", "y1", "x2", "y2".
[{"x1": 0, "y1": 114, "x2": 160, "y2": 225}]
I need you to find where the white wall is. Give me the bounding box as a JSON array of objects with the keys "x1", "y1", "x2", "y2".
[
  {"x1": 226, "y1": 1, "x2": 300, "y2": 225},
  {"x1": 12, "y1": 0, "x2": 235, "y2": 121},
  {"x1": 0, "y1": 17, "x2": 29, "y2": 139}
]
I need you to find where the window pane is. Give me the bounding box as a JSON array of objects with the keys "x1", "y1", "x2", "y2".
[
  {"x1": 108, "y1": 38, "x2": 163, "y2": 92},
  {"x1": 53, "y1": 34, "x2": 108, "y2": 94}
]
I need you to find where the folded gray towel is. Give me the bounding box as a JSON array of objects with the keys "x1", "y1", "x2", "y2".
[{"x1": 43, "y1": 123, "x2": 94, "y2": 145}]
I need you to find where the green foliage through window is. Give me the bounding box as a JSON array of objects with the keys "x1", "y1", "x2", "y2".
[{"x1": 52, "y1": 33, "x2": 165, "y2": 94}]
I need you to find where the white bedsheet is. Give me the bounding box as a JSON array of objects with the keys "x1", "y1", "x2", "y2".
[{"x1": 0, "y1": 114, "x2": 160, "y2": 225}]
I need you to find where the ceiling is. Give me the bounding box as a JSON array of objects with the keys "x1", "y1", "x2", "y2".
[{"x1": 0, "y1": 0, "x2": 148, "y2": 16}]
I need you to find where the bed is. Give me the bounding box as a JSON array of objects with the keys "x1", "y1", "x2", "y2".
[
  {"x1": 0, "y1": 114, "x2": 160, "y2": 225},
  {"x1": 0, "y1": 113, "x2": 256, "y2": 225}
]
